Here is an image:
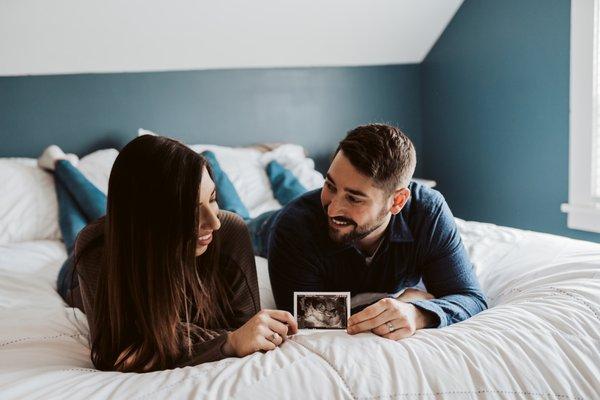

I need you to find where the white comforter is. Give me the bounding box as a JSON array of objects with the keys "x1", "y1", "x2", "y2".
[{"x1": 1, "y1": 220, "x2": 599, "y2": 399}]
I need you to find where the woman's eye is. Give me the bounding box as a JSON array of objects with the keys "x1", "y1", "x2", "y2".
[{"x1": 210, "y1": 197, "x2": 217, "y2": 203}]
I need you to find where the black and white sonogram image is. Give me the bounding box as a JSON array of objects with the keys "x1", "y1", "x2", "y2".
[{"x1": 294, "y1": 292, "x2": 350, "y2": 330}]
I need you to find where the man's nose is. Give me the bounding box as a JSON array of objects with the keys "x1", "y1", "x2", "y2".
[{"x1": 327, "y1": 196, "x2": 343, "y2": 217}]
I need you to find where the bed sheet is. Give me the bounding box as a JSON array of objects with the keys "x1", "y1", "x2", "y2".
[{"x1": 1, "y1": 221, "x2": 599, "y2": 399}]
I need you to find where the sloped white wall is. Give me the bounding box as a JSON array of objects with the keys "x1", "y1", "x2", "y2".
[{"x1": 0, "y1": 0, "x2": 462, "y2": 76}]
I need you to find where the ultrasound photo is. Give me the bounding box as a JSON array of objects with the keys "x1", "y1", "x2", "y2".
[{"x1": 294, "y1": 292, "x2": 351, "y2": 330}]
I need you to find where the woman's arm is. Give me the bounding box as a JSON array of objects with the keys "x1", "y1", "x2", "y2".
[{"x1": 176, "y1": 211, "x2": 297, "y2": 366}]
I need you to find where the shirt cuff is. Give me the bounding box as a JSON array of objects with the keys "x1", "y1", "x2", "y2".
[
  {"x1": 179, "y1": 333, "x2": 230, "y2": 367},
  {"x1": 201, "y1": 333, "x2": 230, "y2": 363},
  {"x1": 406, "y1": 300, "x2": 447, "y2": 329}
]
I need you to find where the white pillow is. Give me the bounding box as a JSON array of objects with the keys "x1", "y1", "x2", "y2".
[
  {"x1": 188, "y1": 144, "x2": 281, "y2": 218},
  {"x1": 0, "y1": 150, "x2": 117, "y2": 245},
  {"x1": 259, "y1": 143, "x2": 325, "y2": 191},
  {"x1": 139, "y1": 128, "x2": 325, "y2": 218},
  {"x1": 78, "y1": 149, "x2": 119, "y2": 195},
  {"x1": 255, "y1": 256, "x2": 276, "y2": 309},
  {"x1": 0, "y1": 133, "x2": 323, "y2": 245},
  {"x1": 0, "y1": 158, "x2": 61, "y2": 244},
  {"x1": 140, "y1": 128, "x2": 281, "y2": 218}
]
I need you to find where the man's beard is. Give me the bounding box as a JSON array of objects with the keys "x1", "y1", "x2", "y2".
[{"x1": 324, "y1": 205, "x2": 389, "y2": 246}]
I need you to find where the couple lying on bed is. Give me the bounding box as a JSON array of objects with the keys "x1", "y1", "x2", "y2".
[{"x1": 40, "y1": 123, "x2": 487, "y2": 373}]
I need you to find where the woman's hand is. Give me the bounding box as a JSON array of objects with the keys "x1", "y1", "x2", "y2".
[{"x1": 223, "y1": 309, "x2": 298, "y2": 357}]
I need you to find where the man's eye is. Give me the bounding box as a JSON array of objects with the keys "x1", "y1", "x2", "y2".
[
  {"x1": 326, "y1": 182, "x2": 336, "y2": 192},
  {"x1": 347, "y1": 196, "x2": 360, "y2": 204}
]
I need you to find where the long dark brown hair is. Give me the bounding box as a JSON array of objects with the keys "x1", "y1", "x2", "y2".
[{"x1": 90, "y1": 136, "x2": 232, "y2": 372}]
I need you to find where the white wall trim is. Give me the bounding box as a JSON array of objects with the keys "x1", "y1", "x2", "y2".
[
  {"x1": 562, "y1": 0, "x2": 600, "y2": 233},
  {"x1": 560, "y1": 204, "x2": 600, "y2": 233}
]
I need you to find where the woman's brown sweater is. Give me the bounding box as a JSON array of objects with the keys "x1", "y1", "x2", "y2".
[{"x1": 70, "y1": 210, "x2": 260, "y2": 367}]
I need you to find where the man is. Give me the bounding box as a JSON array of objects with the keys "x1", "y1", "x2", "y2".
[{"x1": 266, "y1": 124, "x2": 487, "y2": 340}]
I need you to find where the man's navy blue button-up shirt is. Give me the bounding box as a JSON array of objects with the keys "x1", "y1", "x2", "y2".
[{"x1": 267, "y1": 182, "x2": 488, "y2": 328}]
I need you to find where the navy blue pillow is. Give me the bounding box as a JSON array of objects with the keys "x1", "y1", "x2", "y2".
[{"x1": 201, "y1": 151, "x2": 250, "y2": 220}]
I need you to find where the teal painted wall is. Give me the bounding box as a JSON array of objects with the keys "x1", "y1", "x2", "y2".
[
  {"x1": 2, "y1": 1, "x2": 598, "y2": 242},
  {"x1": 0, "y1": 65, "x2": 423, "y2": 175},
  {"x1": 421, "y1": 0, "x2": 600, "y2": 242}
]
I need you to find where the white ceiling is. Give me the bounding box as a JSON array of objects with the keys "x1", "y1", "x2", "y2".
[{"x1": 0, "y1": 0, "x2": 463, "y2": 76}]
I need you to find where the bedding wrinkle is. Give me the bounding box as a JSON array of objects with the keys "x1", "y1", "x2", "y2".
[
  {"x1": 0, "y1": 332, "x2": 87, "y2": 348},
  {"x1": 291, "y1": 336, "x2": 358, "y2": 400},
  {"x1": 129, "y1": 361, "x2": 237, "y2": 400},
  {"x1": 549, "y1": 287, "x2": 600, "y2": 323},
  {"x1": 354, "y1": 389, "x2": 583, "y2": 399},
  {"x1": 1, "y1": 217, "x2": 600, "y2": 399}
]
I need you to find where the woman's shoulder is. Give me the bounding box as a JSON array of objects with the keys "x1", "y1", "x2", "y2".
[
  {"x1": 217, "y1": 209, "x2": 246, "y2": 231},
  {"x1": 216, "y1": 211, "x2": 259, "y2": 312},
  {"x1": 216, "y1": 210, "x2": 254, "y2": 266},
  {"x1": 72, "y1": 217, "x2": 106, "y2": 313},
  {"x1": 74, "y1": 217, "x2": 106, "y2": 258},
  {"x1": 217, "y1": 211, "x2": 249, "y2": 245}
]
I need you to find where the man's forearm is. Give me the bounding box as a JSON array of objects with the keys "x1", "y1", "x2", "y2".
[
  {"x1": 414, "y1": 306, "x2": 438, "y2": 329},
  {"x1": 396, "y1": 288, "x2": 435, "y2": 302},
  {"x1": 397, "y1": 289, "x2": 438, "y2": 329},
  {"x1": 408, "y1": 291, "x2": 488, "y2": 328}
]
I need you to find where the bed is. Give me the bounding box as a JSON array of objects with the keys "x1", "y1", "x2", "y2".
[{"x1": 1, "y1": 143, "x2": 599, "y2": 399}]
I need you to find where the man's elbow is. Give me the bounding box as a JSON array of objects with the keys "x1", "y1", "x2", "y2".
[
  {"x1": 469, "y1": 290, "x2": 488, "y2": 315},
  {"x1": 452, "y1": 289, "x2": 489, "y2": 319}
]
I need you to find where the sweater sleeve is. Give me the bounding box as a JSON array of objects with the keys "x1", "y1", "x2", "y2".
[
  {"x1": 173, "y1": 211, "x2": 261, "y2": 367},
  {"x1": 73, "y1": 218, "x2": 105, "y2": 338}
]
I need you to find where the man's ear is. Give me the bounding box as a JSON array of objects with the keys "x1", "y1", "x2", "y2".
[{"x1": 390, "y1": 188, "x2": 410, "y2": 215}]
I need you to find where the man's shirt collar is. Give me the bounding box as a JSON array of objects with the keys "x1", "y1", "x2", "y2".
[
  {"x1": 389, "y1": 211, "x2": 414, "y2": 243},
  {"x1": 321, "y1": 211, "x2": 414, "y2": 257}
]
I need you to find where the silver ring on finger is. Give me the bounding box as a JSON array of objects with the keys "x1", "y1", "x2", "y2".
[{"x1": 387, "y1": 322, "x2": 395, "y2": 333}]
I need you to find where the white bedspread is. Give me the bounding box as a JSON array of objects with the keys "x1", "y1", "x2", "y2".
[{"x1": 1, "y1": 221, "x2": 599, "y2": 399}]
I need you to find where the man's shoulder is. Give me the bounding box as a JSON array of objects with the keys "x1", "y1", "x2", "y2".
[
  {"x1": 400, "y1": 181, "x2": 455, "y2": 239},
  {"x1": 407, "y1": 181, "x2": 447, "y2": 214},
  {"x1": 402, "y1": 181, "x2": 459, "y2": 248}
]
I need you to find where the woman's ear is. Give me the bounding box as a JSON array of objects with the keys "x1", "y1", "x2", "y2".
[{"x1": 390, "y1": 188, "x2": 410, "y2": 215}]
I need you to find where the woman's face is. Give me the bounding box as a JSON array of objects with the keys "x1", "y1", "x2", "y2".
[{"x1": 196, "y1": 167, "x2": 221, "y2": 256}]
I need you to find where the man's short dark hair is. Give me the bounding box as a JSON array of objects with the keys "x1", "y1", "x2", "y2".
[{"x1": 335, "y1": 124, "x2": 416, "y2": 192}]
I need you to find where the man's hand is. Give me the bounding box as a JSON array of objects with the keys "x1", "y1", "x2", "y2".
[{"x1": 346, "y1": 297, "x2": 436, "y2": 340}]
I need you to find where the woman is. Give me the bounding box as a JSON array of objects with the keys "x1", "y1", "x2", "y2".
[{"x1": 40, "y1": 136, "x2": 297, "y2": 372}]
